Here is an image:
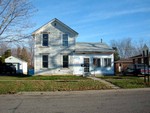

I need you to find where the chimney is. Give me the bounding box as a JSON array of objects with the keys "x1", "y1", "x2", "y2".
[{"x1": 101, "y1": 39, "x2": 103, "y2": 43}]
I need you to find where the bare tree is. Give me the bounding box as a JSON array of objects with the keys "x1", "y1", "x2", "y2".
[
  {"x1": 0, "y1": 0, "x2": 36, "y2": 43},
  {"x1": 0, "y1": 42, "x2": 9, "y2": 55},
  {"x1": 134, "y1": 39, "x2": 146, "y2": 54},
  {"x1": 11, "y1": 45, "x2": 32, "y2": 67},
  {"x1": 11, "y1": 37, "x2": 34, "y2": 68},
  {"x1": 27, "y1": 37, "x2": 34, "y2": 68},
  {"x1": 21, "y1": 47, "x2": 30, "y2": 63},
  {"x1": 110, "y1": 38, "x2": 142, "y2": 59}
]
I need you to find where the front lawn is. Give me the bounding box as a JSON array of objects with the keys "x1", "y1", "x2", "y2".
[
  {"x1": 98, "y1": 76, "x2": 150, "y2": 88},
  {"x1": 0, "y1": 75, "x2": 87, "y2": 80},
  {"x1": 0, "y1": 75, "x2": 111, "y2": 94}
]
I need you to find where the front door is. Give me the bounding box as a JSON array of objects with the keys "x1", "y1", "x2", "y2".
[{"x1": 84, "y1": 58, "x2": 89, "y2": 72}]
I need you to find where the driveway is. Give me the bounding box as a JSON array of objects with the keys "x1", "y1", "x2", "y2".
[{"x1": 0, "y1": 88, "x2": 150, "y2": 113}]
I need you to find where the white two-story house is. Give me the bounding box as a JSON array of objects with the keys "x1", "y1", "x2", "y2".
[{"x1": 32, "y1": 18, "x2": 114, "y2": 76}]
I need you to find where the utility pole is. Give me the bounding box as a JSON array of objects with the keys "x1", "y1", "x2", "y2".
[{"x1": 142, "y1": 44, "x2": 149, "y2": 84}]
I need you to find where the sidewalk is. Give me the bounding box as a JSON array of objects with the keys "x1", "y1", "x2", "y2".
[{"x1": 88, "y1": 77, "x2": 120, "y2": 89}]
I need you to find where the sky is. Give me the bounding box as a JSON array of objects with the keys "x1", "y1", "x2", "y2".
[{"x1": 31, "y1": 0, "x2": 150, "y2": 45}]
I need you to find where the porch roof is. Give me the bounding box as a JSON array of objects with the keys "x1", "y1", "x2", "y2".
[{"x1": 75, "y1": 42, "x2": 114, "y2": 53}]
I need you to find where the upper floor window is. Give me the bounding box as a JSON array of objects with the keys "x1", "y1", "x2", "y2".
[
  {"x1": 104, "y1": 58, "x2": 111, "y2": 67},
  {"x1": 43, "y1": 34, "x2": 48, "y2": 46},
  {"x1": 62, "y1": 34, "x2": 68, "y2": 46},
  {"x1": 93, "y1": 58, "x2": 101, "y2": 67}
]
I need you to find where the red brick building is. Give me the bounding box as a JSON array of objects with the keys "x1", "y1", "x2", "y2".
[{"x1": 115, "y1": 59, "x2": 132, "y2": 73}]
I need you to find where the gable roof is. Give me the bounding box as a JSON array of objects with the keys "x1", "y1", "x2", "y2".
[
  {"x1": 5, "y1": 56, "x2": 27, "y2": 63},
  {"x1": 75, "y1": 42, "x2": 114, "y2": 53},
  {"x1": 32, "y1": 18, "x2": 78, "y2": 35},
  {"x1": 130, "y1": 53, "x2": 150, "y2": 59}
]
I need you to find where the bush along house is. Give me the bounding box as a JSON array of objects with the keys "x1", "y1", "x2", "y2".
[{"x1": 32, "y1": 18, "x2": 115, "y2": 76}]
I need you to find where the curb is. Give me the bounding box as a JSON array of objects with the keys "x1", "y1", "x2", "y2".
[{"x1": 16, "y1": 88, "x2": 150, "y2": 96}]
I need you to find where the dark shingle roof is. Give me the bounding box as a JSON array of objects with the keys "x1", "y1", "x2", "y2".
[{"x1": 115, "y1": 59, "x2": 132, "y2": 63}]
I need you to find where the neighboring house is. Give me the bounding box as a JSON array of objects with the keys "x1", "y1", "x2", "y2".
[
  {"x1": 130, "y1": 54, "x2": 150, "y2": 65},
  {"x1": 32, "y1": 18, "x2": 114, "y2": 76},
  {"x1": 5, "y1": 56, "x2": 28, "y2": 74},
  {"x1": 130, "y1": 44, "x2": 150, "y2": 65},
  {"x1": 115, "y1": 59, "x2": 133, "y2": 73}
]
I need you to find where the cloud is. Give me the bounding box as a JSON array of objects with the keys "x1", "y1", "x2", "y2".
[
  {"x1": 106, "y1": 7, "x2": 150, "y2": 18},
  {"x1": 72, "y1": 7, "x2": 150, "y2": 26}
]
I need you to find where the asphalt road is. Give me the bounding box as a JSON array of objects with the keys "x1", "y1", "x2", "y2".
[{"x1": 0, "y1": 89, "x2": 150, "y2": 113}]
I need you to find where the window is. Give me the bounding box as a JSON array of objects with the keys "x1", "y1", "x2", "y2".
[
  {"x1": 43, "y1": 34, "x2": 48, "y2": 46},
  {"x1": 62, "y1": 34, "x2": 68, "y2": 46},
  {"x1": 104, "y1": 58, "x2": 111, "y2": 67},
  {"x1": 84, "y1": 58, "x2": 89, "y2": 72},
  {"x1": 42, "y1": 55, "x2": 48, "y2": 68},
  {"x1": 138, "y1": 58, "x2": 141, "y2": 64},
  {"x1": 63, "y1": 55, "x2": 69, "y2": 68},
  {"x1": 93, "y1": 58, "x2": 101, "y2": 67}
]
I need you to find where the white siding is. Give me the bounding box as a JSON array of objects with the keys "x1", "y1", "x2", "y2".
[
  {"x1": 33, "y1": 21, "x2": 76, "y2": 75},
  {"x1": 73, "y1": 54, "x2": 114, "y2": 76},
  {"x1": 33, "y1": 19, "x2": 114, "y2": 76}
]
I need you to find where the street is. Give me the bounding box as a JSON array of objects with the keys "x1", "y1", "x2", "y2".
[{"x1": 0, "y1": 89, "x2": 150, "y2": 113}]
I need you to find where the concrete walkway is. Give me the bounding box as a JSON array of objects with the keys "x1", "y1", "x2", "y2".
[{"x1": 88, "y1": 77, "x2": 120, "y2": 89}]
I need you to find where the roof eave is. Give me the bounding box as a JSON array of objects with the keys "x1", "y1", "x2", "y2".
[{"x1": 75, "y1": 50, "x2": 114, "y2": 54}]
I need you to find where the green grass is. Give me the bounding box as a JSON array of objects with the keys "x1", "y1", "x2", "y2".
[
  {"x1": 0, "y1": 75, "x2": 87, "y2": 80},
  {"x1": 0, "y1": 75, "x2": 111, "y2": 94},
  {"x1": 98, "y1": 76, "x2": 150, "y2": 88}
]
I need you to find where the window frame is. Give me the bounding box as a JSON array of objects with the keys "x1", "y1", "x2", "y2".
[
  {"x1": 93, "y1": 58, "x2": 101, "y2": 67},
  {"x1": 63, "y1": 55, "x2": 69, "y2": 68},
  {"x1": 62, "y1": 34, "x2": 68, "y2": 47},
  {"x1": 104, "y1": 58, "x2": 111, "y2": 67},
  {"x1": 42, "y1": 55, "x2": 48, "y2": 68},
  {"x1": 42, "y1": 34, "x2": 49, "y2": 46},
  {"x1": 84, "y1": 58, "x2": 90, "y2": 72}
]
